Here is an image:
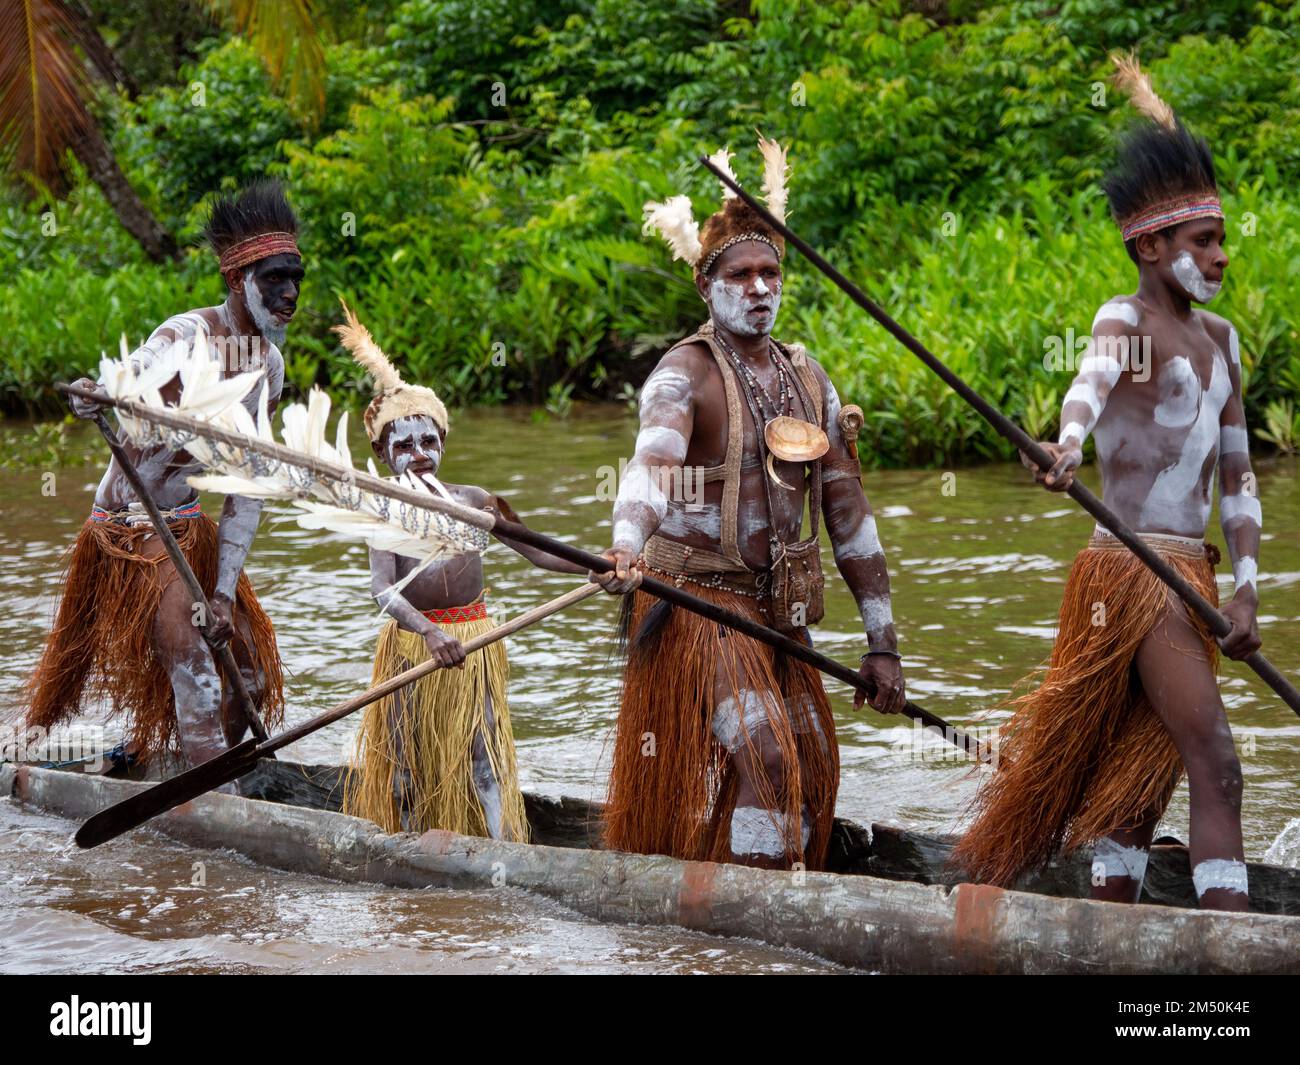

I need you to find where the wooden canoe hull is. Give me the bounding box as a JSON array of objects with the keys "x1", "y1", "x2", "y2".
[{"x1": 5, "y1": 761, "x2": 1298, "y2": 974}]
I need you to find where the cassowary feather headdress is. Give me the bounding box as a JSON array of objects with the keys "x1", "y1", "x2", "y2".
[
  {"x1": 333, "y1": 299, "x2": 448, "y2": 443},
  {"x1": 1104, "y1": 53, "x2": 1222, "y2": 243},
  {"x1": 642, "y1": 133, "x2": 790, "y2": 275}
]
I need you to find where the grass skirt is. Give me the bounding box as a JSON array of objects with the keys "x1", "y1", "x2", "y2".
[
  {"x1": 24, "y1": 513, "x2": 284, "y2": 761},
  {"x1": 951, "y1": 535, "x2": 1219, "y2": 887},
  {"x1": 604, "y1": 584, "x2": 839, "y2": 869},
  {"x1": 343, "y1": 615, "x2": 529, "y2": 841}
]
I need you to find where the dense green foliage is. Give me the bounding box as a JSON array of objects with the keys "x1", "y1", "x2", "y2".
[{"x1": 3, "y1": 0, "x2": 1299, "y2": 465}]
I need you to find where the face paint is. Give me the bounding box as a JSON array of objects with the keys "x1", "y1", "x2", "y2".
[
  {"x1": 1191, "y1": 858, "x2": 1248, "y2": 897},
  {"x1": 708, "y1": 276, "x2": 781, "y2": 337},
  {"x1": 1171, "y1": 250, "x2": 1221, "y2": 304},
  {"x1": 243, "y1": 268, "x2": 287, "y2": 345},
  {"x1": 383, "y1": 414, "x2": 443, "y2": 478}
]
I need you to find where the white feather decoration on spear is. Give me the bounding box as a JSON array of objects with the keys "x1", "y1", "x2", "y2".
[
  {"x1": 98, "y1": 333, "x2": 488, "y2": 595},
  {"x1": 756, "y1": 132, "x2": 790, "y2": 224},
  {"x1": 641, "y1": 194, "x2": 703, "y2": 267}
]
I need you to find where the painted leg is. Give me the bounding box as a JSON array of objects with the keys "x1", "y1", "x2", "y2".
[
  {"x1": 387, "y1": 675, "x2": 415, "y2": 832},
  {"x1": 1135, "y1": 598, "x2": 1249, "y2": 912},
  {"x1": 712, "y1": 639, "x2": 798, "y2": 869},
  {"x1": 150, "y1": 557, "x2": 232, "y2": 790},
  {"x1": 471, "y1": 689, "x2": 507, "y2": 841},
  {"x1": 221, "y1": 611, "x2": 266, "y2": 748},
  {"x1": 1089, "y1": 808, "x2": 1160, "y2": 904}
]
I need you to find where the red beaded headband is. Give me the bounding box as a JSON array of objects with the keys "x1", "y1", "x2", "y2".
[
  {"x1": 1119, "y1": 194, "x2": 1223, "y2": 241},
  {"x1": 217, "y1": 231, "x2": 300, "y2": 272}
]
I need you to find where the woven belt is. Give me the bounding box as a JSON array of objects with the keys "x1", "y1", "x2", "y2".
[
  {"x1": 90, "y1": 498, "x2": 203, "y2": 525},
  {"x1": 1088, "y1": 528, "x2": 1219, "y2": 564},
  {"x1": 422, "y1": 596, "x2": 489, "y2": 624}
]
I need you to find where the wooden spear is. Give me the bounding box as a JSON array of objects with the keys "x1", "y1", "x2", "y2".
[{"x1": 697, "y1": 156, "x2": 1300, "y2": 718}]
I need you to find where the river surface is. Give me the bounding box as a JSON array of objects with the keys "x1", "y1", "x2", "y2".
[{"x1": 2, "y1": 404, "x2": 1298, "y2": 973}]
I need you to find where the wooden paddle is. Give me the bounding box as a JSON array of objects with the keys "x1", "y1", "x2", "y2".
[
  {"x1": 74, "y1": 582, "x2": 602, "y2": 848},
  {"x1": 699, "y1": 156, "x2": 1300, "y2": 719},
  {"x1": 83, "y1": 409, "x2": 270, "y2": 743},
  {"x1": 57, "y1": 383, "x2": 984, "y2": 758}
]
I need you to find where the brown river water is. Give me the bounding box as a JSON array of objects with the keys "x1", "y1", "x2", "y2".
[{"x1": 2, "y1": 404, "x2": 1298, "y2": 973}]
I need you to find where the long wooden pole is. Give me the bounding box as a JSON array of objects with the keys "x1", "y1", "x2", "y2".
[
  {"x1": 698, "y1": 157, "x2": 1300, "y2": 718},
  {"x1": 75, "y1": 583, "x2": 603, "y2": 848},
  {"x1": 57, "y1": 383, "x2": 983, "y2": 756},
  {"x1": 84, "y1": 410, "x2": 270, "y2": 743}
]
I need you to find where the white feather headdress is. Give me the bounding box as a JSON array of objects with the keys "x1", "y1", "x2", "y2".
[{"x1": 641, "y1": 134, "x2": 791, "y2": 272}]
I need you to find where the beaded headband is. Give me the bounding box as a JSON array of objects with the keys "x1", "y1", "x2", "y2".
[
  {"x1": 698, "y1": 231, "x2": 784, "y2": 274},
  {"x1": 1119, "y1": 194, "x2": 1223, "y2": 241},
  {"x1": 217, "y1": 231, "x2": 300, "y2": 273}
]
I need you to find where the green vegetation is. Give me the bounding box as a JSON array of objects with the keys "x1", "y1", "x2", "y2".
[{"x1": 2, "y1": 0, "x2": 1299, "y2": 466}]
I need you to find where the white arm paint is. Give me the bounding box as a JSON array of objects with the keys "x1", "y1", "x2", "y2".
[{"x1": 611, "y1": 363, "x2": 692, "y2": 555}]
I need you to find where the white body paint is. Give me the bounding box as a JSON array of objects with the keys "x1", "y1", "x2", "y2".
[
  {"x1": 1232, "y1": 556, "x2": 1258, "y2": 593},
  {"x1": 858, "y1": 594, "x2": 894, "y2": 636},
  {"x1": 1093, "y1": 836, "x2": 1150, "y2": 886},
  {"x1": 639, "y1": 368, "x2": 693, "y2": 417},
  {"x1": 1220, "y1": 492, "x2": 1262, "y2": 528},
  {"x1": 1152, "y1": 356, "x2": 1201, "y2": 428},
  {"x1": 1137, "y1": 352, "x2": 1231, "y2": 532},
  {"x1": 659, "y1": 503, "x2": 722, "y2": 541},
  {"x1": 635, "y1": 424, "x2": 688, "y2": 457},
  {"x1": 1191, "y1": 858, "x2": 1248, "y2": 897},
  {"x1": 1171, "y1": 250, "x2": 1222, "y2": 304},
  {"x1": 1220, "y1": 424, "x2": 1249, "y2": 455},
  {"x1": 1092, "y1": 300, "x2": 1141, "y2": 330},
  {"x1": 729, "y1": 805, "x2": 786, "y2": 857},
  {"x1": 832, "y1": 513, "x2": 883, "y2": 562},
  {"x1": 712, "y1": 688, "x2": 775, "y2": 753}
]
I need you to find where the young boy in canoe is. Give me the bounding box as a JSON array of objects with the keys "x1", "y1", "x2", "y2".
[
  {"x1": 335, "y1": 304, "x2": 583, "y2": 841},
  {"x1": 953, "y1": 56, "x2": 1262, "y2": 911}
]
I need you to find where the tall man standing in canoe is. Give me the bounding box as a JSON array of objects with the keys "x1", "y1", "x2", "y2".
[
  {"x1": 593, "y1": 138, "x2": 906, "y2": 871},
  {"x1": 953, "y1": 59, "x2": 1261, "y2": 911},
  {"x1": 25, "y1": 180, "x2": 301, "y2": 772}
]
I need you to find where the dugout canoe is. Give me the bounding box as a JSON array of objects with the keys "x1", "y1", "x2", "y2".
[{"x1": 4, "y1": 757, "x2": 1299, "y2": 974}]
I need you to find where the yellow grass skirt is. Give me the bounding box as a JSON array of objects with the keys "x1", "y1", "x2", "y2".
[
  {"x1": 342, "y1": 615, "x2": 529, "y2": 841},
  {"x1": 951, "y1": 532, "x2": 1219, "y2": 887}
]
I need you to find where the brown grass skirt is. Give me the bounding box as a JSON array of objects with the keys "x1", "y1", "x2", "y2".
[
  {"x1": 24, "y1": 514, "x2": 284, "y2": 762},
  {"x1": 950, "y1": 536, "x2": 1219, "y2": 887},
  {"x1": 604, "y1": 585, "x2": 839, "y2": 869}
]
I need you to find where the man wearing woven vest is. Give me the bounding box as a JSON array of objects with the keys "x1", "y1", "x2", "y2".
[
  {"x1": 593, "y1": 137, "x2": 906, "y2": 871},
  {"x1": 25, "y1": 180, "x2": 299, "y2": 776},
  {"x1": 953, "y1": 57, "x2": 1261, "y2": 911}
]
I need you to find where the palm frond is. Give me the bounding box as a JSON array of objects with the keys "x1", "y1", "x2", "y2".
[
  {"x1": 0, "y1": 0, "x2": 95, "y2": 193},
  {"x1": 204, "y1": 0, "x2": 326, "y2": 127}
]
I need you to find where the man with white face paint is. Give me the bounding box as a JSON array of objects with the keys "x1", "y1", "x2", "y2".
[
  {"x1": 333, "y1": 303, "x2": 584, "y2": 841},
  {"x1": 954, "y1": 57, "x2": 1261, "y2": 912},
  {"x1": 27, "y1": 180, "x2": 298, "y2": 774},
  {"x1": 594, "y1": 137, "x2": 905, "y2": 872}
]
